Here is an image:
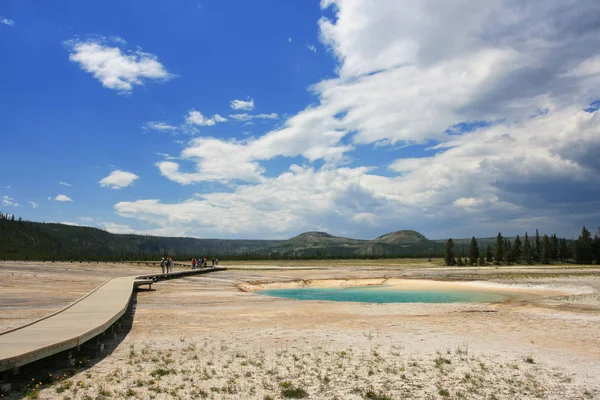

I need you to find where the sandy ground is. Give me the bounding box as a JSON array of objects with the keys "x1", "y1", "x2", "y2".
[
  {"x1": 0, "y1": 261, "x2": 158, "y2": 332},
  {"x1": 1, "y1": 261, "x2": 600, "y2": 399}
]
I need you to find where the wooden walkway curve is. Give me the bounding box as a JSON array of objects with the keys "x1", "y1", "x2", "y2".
[{"x1": 0, "y1": 267, "x2": 226, "y2": 373}]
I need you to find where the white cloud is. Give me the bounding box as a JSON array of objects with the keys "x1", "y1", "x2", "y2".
[
  {"x1": 55, "y1": 194, "x2": 73, "y2": 202},
  {"x1": 308, "y1": 0, "x2": 600, "y2": 147},
  {"x1": 99, "y1": 222, "x2": 135, "y2": 234},
  {"x1": 126, "y1": 0, "x2": 600, "y2": 239},
  {"x1": 143, "y1": 121, "x2": 177, "y2": 131},
  {"x1": 60, "y1": 221, "x2": 81, "y2": 226},
  {"x1": 59, "y1": 181, "x2": 72, "y2": 187},
  {"x1": 65, "y1": 37, "x2": 173, "y2": 93},
  {"x1": 156, "y1": 152, "x2": 179, "y2": 160},
  {"x1": 185, "y1": 110, "x2": 228, "y2": 126},
  {"x1": 453, "y1": 198, "x2": 480, "y2": 208},
  {"x1": 230, "y1": 99, "x2": 255, "y2": 111},
  {"x1": 2, "y1": 196, "x2": 18, "y2": 207},
  {"x1": 307, "y1": 44, "x2": 317, "y2": 53},
  {"x1": 122, "y1": 106, "x2": 600, "y2": 238},
  {"x1": 0, "y1": 16, "x2": 15, "y2": 26},
  {"x1": 27, "y1": 201, "x2": 38, "y2": 209},
  {"x1": 0, "y1": 17, "x2": 14, "y2": 26},
  {"x1": 288, "y1": 37, "x2": 292, "y2": 43},
  {"x1": 4, "y1": 186, "x2": 10, "y2": 189},
  {"x1": 229, "y1": 113, "x2": 278, "y2": 122},
  {"x1": 99, "y1": 170, "x2": 139, "y2": 189}
]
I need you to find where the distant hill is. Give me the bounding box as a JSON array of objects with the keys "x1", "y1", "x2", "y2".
[
  {"x1": 0, "y1": 217, "x2": 445, "y2": 260},
  {"x1": 373, "y1": 230, "x2": 428, "y2": 245}
]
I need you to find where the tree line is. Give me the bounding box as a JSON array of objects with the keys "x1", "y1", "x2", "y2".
[
  {"x1": 444, "y1": 227, "x2": 600, "y2": 266},
  {"x1": 0, "y1": 212, "x2": 444, "y2": 261}
]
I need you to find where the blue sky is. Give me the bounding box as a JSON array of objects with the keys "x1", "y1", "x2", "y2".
[{"x1": 1, "y1": 0, "x2": 600, "y2": 240}]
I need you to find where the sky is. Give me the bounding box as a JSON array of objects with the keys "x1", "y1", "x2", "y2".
[{"x1": 1, "y1": 0, "x2": 600, "y2": 241}]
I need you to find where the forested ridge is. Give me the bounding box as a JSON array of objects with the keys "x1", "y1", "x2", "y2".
[{"x1": 1, "y1": 211, "x2": 598, "y2": 264}]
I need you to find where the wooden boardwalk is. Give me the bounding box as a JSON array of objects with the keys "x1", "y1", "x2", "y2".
[{"x1": 0, "y1": 267, "x2": 226, "y2": 373}]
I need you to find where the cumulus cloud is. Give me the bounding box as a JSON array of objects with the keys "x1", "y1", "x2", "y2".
[
  {"x1": 55, "y1": 194, "x2": 73, "y2": 202},
  {"x1": 230, "y1": 98, "x2": 255, "y2": 111},
  {"x1": 312, "y1": 0, "x2": 600, "y2": 146},
  {"x1": 1, "y1": 17, "x2": 14, "y2": 26},
  {"x1": 99, "y1": 170, "x2": 139, "y2": 189},
  {"x1": 27, "y1": 201, "x2": 38, "y2": 209},
  {"x1": 130, "y1": 0, "x2": 600, "y2": 238},
  {"x1": 185, "y1": 110, "x2": 227, "y2": 126},
  {"x1": 65, "y1": 37, "x2": 173, "y2": 92},
  {"x1": 2, "y1": 196, "x2": 18, "y2": 206}
]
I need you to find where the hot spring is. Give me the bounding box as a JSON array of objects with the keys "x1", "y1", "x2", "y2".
[{"x1": 255, "y1": 279, "x2": 557, "y2": 304}]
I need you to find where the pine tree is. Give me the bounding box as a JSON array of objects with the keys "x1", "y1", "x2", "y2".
[
  {"x1": 593, "y1": 229, "x2": 600, "y2": 265},
  {"x1": 523, "y1": 232, "x2": 532, "y2": 264},
  {"x1": 444, "y1": 239, "x2": 455, "y2": 266},
  {"x1": 486, "y1": 245, "x2": 493, "y2": 263},
  {"x1": 559, "y1": 238, "x2": 569, "y2": 261},
  {"x1": 550, "y1": 234, "x2": 558, "y2": 261},
  {"x1": 534, "y1": 229, "x2": 541, "y2": 262},
  {"x1": 469, "y1": 237, "x2": 479, "y2": 266},
  {"x1": 514, "y1": 235, "x2": 522, "y2": 261},
  {"x1": 575, "y1": 226, "x2": 593, "y2": 264},
  {"x1": 478, "y1": 251, "x2": 486, "y2": 266},
  {"x1": 494, "y1": 232, "x2": 504, "y2": 265},
  {"x1": 505, "y1": 239, "x2": 513, "y2": 264},
  {"x1": 541, "y1": 234, "x2": 551, "y2": 264}
]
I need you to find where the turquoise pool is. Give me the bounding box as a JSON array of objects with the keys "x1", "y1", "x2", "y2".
[{"x1": 258, "y1": 285, "x2": 511, "y2": 303}]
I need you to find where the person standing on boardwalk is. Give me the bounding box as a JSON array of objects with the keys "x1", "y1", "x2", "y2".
[
  {"x1": 160, "y1": 258, "x2": 166, "y2": 274},
  {"x1": 168, "y1": 257, "x2": 174, "y2": 273},
  {"x1": 192, "y1": 258, "x2": 197, "y2": 270}
]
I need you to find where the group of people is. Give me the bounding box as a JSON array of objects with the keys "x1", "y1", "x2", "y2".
[
  {"x1": 159, "y1": 256, "x2": 219, "y2": 274},
  {"x1": 191, "y1": 257, "x2": 218, "y2": 269},
  {"x1": 160, "y1": 257, "x2": 174, "y2": 274}
]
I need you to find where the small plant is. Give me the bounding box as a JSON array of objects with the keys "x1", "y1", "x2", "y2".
[
  {"x1": 434, "y1": 355, "x2": 451, "y2": 368},
  {"x1": 364, "y1": 389, "x2": 393, "y2": 400},
  {"x1": 281, "y1": 387, "x2": 309, "y2": 398},
  {"x1": 439, "y1": 388, "x2": 450, "y2": 397},
  {"x1": 55, "y1": 380, "x2": 73, "y2": 393},
  {"x1": 525, "y1": 356, "x2": 535, "y2": 364},
  {"x1": 98, "y1": 384, "x2": 111, "y2": 396},
  {"x1": 25, "y1": 388, "x2": 40, "y2": 399},
  {"x1": 150, "y1": 367, "x2": 174, "y2": 377}
]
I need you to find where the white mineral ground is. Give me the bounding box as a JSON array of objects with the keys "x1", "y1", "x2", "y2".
[{"x1": 1, "y1": 261, "x2": 599, "y2": 399}]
